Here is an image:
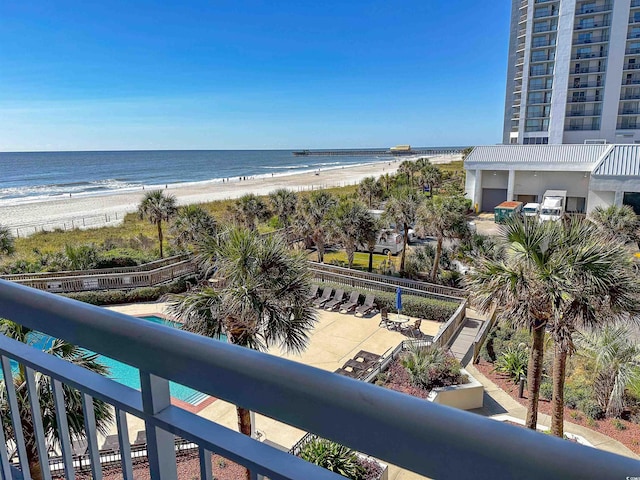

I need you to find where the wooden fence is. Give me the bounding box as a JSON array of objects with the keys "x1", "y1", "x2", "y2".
[
  {"x1": 4, "y1": 258, "x2": 197, "y2": 293},
  {"x1": 472, "y1": 306, "x2": 498, "y2": 364},
  {"x1": 309, "y1": 262, "x2": 465, "y2": 300}
]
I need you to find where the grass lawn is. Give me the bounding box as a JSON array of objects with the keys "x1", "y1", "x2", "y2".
[{"x1": 317, "y1": 250, "x2": 401, "y2": 271}]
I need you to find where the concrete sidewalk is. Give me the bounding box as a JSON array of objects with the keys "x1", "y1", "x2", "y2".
[{"x1": 465, "y1": 364, "x2": 639, "y2": 460}]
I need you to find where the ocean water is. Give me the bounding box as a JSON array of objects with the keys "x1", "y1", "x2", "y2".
[{"x1": 0, "y1": 149, "x2": 392, "y2": 205}]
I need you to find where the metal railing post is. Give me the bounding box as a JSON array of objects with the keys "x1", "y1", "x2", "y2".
[{"x1": 140, "y1": 371, "x2": 178, "y2": 480}]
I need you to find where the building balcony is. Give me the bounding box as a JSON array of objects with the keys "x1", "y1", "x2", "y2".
[
  {"x1": 624, "y1": 63, "x2": 640, "y2": 70},
  {"x1": 533, "y1": 10, "x2": 558, "y2": 19},
  {"x1": 627, "y1": 47, "x2": 640, "y2": 54},
  {"x1": 533, "y1": 25, "x2": 558, "y2": 33},
  {"x1": 535, "y1": 0, "x2": 558, "y2": 3},
  {"x1": 575, "y1": 4, "x2": 612, "y2": 15},
  {"x1": 621, "y1": 94, "x2": 640, "y2": 100},
  {"x1": 568, "y1": 96, "x2": 603, "y2": 102},
  {"x1": 565, "y1": 124, "x2": 600, "y2": 131},
  {"x1": 633, "y1": 0, "x2": 640, "y2": 7},
  {"x1": 573, "y1": 35, "x2": 609, "y2": 45},
  {"x1": 619, "y1": 110, "x2": 640, "y2": 115},
  {"x1": 1, "y1": 281, "x2": 635, "y2": 480},
  {"x1": 569, "y1": 83, "x2": 603, "y2": 89},
  {"x1": 531, "y1": 40, "x2": 556, "y2": 48},
  {"x1": 575, "y1": 21, "x2": 611, "y2": 31},
  {"x1": 624, "y1": 79, "x2": 640, "y2": 85},
  {"x1": 566, "y1": 111, "x2": 602, "y2": 117},
  {"x1": 571, "y1": 66, "x2": 606, "y2": 74},
  {"x1": 617, "y1": 122, "x2": 640, "y2": 129},
  {"x1": 572, "y1": 52, "x2": 607, "y2": 60}
]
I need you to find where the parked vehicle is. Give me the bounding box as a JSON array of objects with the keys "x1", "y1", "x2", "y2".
[
  {"x1": 494, "y1": 201, "x2": 523, "y2": 224},
  {"x1": 358, "y1": 229, "x2": 405, "y2": 255},
  {"x1": 522, "y1": 203, "x2": 540, "y2": 217},
  {"x1": 539, "y1": 190, "x2": 567, "y2": 222},
  {"x1": 369, "y1": 209, "x2": 417, "y2": 242}
]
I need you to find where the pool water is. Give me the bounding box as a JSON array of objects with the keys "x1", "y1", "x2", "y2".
[{"x1": 11, "y1": 315, "x2": 226, "y2": 406}]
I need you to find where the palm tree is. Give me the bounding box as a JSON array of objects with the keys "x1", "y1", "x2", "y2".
[
  {"x1": 138, "y1": 190, "x2": 178, "y2": 258},
  {"x1": 0, "y1": 224, "x2": 15, "y2": 256},
  {"x1": 232, "y1": 194, "x2": 270, "y2": 230},
  {"x1": 416, "y1": 196, "x2": 469, "y2": 281},
  {"x1": 328, "y1": 199, "x2": 371, "y2": 269},
  {"x1": 295, "y1": 191, "x2": 337, "y2": 263},
  {"x1": 383, "y1": 188, "x2": 422, "y2": 276},
  {"x1": 589, "y1": 204, "x2": 640, "y2": 244},
  {"x1": 0, "y1": 320, "x2": 113, "y2": 480},
  {"x1": 168, "y1": 228, "x2": 316, "y2": 480},
  {"x1": 268, "y1": 188, "x2": 298, "y2": 228},
  {"x1": 357, "y1": 177, "x2": 382, "y2": 209},
  {"x1": 378, "y1": 173, "x2": 394, "y2": 197},
  {"x1": 469, "y1": 219, "x2": 562, "y2": 430},
  {"x1": 398, "y1": 161, "x2": 419, "y2": 188},
  {"x1": 170, "y1": 205, "x2": 217, "y2": 249},
  {"x1": 578, "y1": 324, "x2": 640, "y2": 419},
  {"x1": 547, "y1": 220, "x2": 640, "y2": 436},
  {"x1": 417, "y1": 163, "x2": 442, "y2": 195},
  {"x1": 360, "y1": 214, "x2": 381, "y2": 273}
]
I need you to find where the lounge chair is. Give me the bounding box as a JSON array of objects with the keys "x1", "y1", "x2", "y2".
[
  {"x1": 101, "y1": 434, "x2": 120, "y2": 452},
  {"x1": 133, "y1": 430, "x2": 147, "y2": 447},
  {"x1": 355, "y1": 294, "x2": 376, "y2": 317},
  {"x1": 324, "y1": 289, "x2": 345, "y2": 311},
  {"x1": 309, "y1": 285, "x2": 319, "y2": 300},
  {"x1": 313, "y1": 287, "x2": 333, "y2": 308},
  {"x1": 354, "y1": 350, "x2": 381, "y2": 363},
  {"x1": 333, "y1": 367, "x2": 361, "y2": 379},
  {"x1": 339, "y1": 291, "x2": 361, "y2": 314},
  {"x1": 343, "y1": 358, "x2": 373, "y2": 372}
]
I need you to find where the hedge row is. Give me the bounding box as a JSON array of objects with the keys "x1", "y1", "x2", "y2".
[
  {"x1": 312, "y1": 280, "x2": 460, "y2": 323},
  {"x1": 60, "y1": 277, "x2": 194, "y2": 306}
]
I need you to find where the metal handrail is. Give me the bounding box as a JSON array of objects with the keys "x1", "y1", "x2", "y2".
[{"x1": 1, "y1": 280, "x2": 638, "y2": 479}]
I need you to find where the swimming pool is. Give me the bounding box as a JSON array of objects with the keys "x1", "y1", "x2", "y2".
[{"x1": 10, "y1": 315, "x2": 226, "y2": 406}]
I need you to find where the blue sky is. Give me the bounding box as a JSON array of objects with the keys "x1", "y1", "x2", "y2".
[{"x1": 0, "y1": 1, "x2": 511, "y2": 151}]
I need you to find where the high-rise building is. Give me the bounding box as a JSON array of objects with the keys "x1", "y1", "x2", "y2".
[{"x1": 503, "y1": 0, "x2": 640, "y2": 145}]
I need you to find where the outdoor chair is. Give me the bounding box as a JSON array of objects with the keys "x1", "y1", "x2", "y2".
[
  {"x1": 324, "y1": 289, "x2": 345, "y2": 311},
  {"x1": 101, "y1": 434, "x2": 120, "y2": 452},
  {"x1": 71, "y1": 438, "x2": 88, "y2": 456},
  {"x1": 378, "y1": 307, "x2": 391, "y2": 328},
  {"x1": 355, "y1": 294, "x2": 376, "y2": 317},
  {"x1": 309, "y1": 284, "x2": 319, "y2": 300},
  {"x1": 133, "y1": 430, "x2": 147, "y2": 447},
  {"x1": 354, "y1": 350, "x2": 381, "y2": 363},
  {"x1": 333, "y1": 367, "x2": 362, "y2": 379},
  {"x1": 404, "y1": 319, "x2": 423, "y2": 338},
  {"x1": 339, "y1": 291, "x2": 361, "y2": 313},
  {"x1": 313, "y1": 287, "x2": 333, "y2": 308}
]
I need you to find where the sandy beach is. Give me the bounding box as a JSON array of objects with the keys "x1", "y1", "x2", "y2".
[{"x1": 0, "y1": 154, "x2": 461, "y2": 235}]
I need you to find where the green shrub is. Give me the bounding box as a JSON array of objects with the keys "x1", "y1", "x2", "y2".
[
  {"x1": 612, "y1": 419, "x2": 627, "y2": 431},
  {"x1": 401, "y1": 343, "x2": 468, "y2": 390},
  {"x1": 494, "y1": 347, "x2": 528, "y2": 383},
  {"x1": 540, "y1": 381, "x2": 553, "y2": 401},
  {"x1": 563, "y1": 384, "x2": 589, "y2": 410},
  {"x1": 299, "y1": 438, "x2": 365, "y2": 479},
  {"x1": 570, "y1": 411, "x2": 582, "y2": 421},
  {"x1": 481, "y1": 324, "x2": 531, "y2": 365},
  {"x1": 579, "y1": 399, "x2": 605, "y2": 420},
  {"x1": 60, "y1": 278, "x2": 192, "y2": 306}
]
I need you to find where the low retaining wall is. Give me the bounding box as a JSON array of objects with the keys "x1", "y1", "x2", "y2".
[{"x1": 427, "y1": 368, "x2": 484, "y2": 410}]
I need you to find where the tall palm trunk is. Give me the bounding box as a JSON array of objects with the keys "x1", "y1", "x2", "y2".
[
  {"x1": 157, "y1": 221, "x2": 164, "y2": 258},
  {"x1": 368, "y1": 249, "x2": 374, "y2": 272},
  {"x1": 346, "y1": 245, "x2": 355, "y2": 269},
  {"x1": 525, "y1": 323, "x2": 546, "y2": 429},
  {"x1": 430, "y1": 236, "x2": 443, "y2": 281},
  {"x1": 551, "y1": 345, "x2": 568, "y2": 437},
  {"x1": 400, "y1": 224, "x2": 409, "y2": 276},
  {"x1": 236, "y1": 406, "x2": 252, "y2": 480}
]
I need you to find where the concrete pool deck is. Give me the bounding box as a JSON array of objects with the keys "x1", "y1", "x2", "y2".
[{"x1": 104, "y1": 301, "x2": 440, "y2": 478}]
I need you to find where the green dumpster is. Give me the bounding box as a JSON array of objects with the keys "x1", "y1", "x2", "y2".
[{"x1": 494, "y1": 201, "x2": 523, "y2": 224}]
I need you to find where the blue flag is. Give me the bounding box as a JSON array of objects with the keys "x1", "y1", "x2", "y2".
[{"x1": 395, "y1": 287, "x2": 402, "y2": 312}]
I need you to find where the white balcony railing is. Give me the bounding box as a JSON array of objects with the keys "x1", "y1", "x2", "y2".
[{"x1": 0, "y1": 280, "x2": 638, "y2": 479}]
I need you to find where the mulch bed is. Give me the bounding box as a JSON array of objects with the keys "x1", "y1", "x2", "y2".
[
  {"x1": 379, "y1": 359, "x2": 432, "y2": 399},
  {"x1": 475, "y1": 359, "x2": 640, "y2": 455},
  {"x1": 67, "y1": 451, "x2": 246, "y2": 480}
]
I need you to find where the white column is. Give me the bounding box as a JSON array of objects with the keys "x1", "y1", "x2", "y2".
[
  {"x1": 615, "y1": 190, "x2": 624, "y2": 206},
  {"x1": 474, "y1": 169, "x2": 483, "y2": 211},
  {"x1": 507, "y1": 169, "x2": 516, "y2": 201}
]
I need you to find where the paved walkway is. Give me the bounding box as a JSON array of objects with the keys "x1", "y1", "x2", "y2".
[
  {"x1": 448, "y1": 310, "x2": 485, "y2": 365},
  {"x1": 465, "y1": 364, "x2": 639, "y2": 460}
]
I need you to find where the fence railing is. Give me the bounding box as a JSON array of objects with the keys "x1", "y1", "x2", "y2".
[
  {"x1": 1, "y1": 280, "x2": 638, "y2": 480},
  {"x1": 11, "y1": 211, "x2": 128, "y2": 238},
  {"x1": 432, "y1": 300, "x2": 468, "y2": 348},
  {"x1": 1, "y1": 254, "x2": 192, "y2": 281},
  {"x1": 472, "y1": 307, "x2": 499, "y2": 364},
  {"x1": 309, "y1": 262, "x2": 465, "y2": 300},
  {"x1": 310, "y1": 268, "x2": 463, "y2": 304},
  {"x1": 3, "y1": 258, "x2": 197, "y2": 293}
]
